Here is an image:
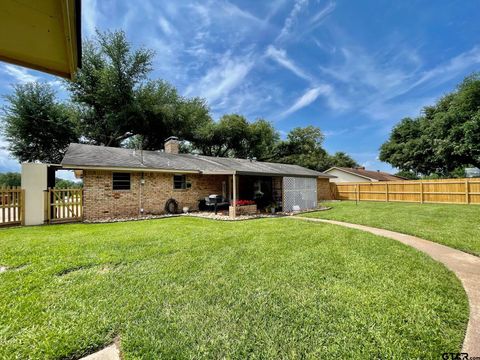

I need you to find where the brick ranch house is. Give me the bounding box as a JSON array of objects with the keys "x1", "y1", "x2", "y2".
[{"x1": 60, "y1": 137, "x2": 335, "y2": 220}]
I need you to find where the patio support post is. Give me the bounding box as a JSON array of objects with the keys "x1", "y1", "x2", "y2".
[{"x1": 232, "y1": 172, "x2": 237, "y2": 218}]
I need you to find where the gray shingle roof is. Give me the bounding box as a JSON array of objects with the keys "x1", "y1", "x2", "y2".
[
  {"x1": 325, "y1": 167, "x2": 406, "y2": 181},
  {"x1": 61, "y1": 143, "x2": 333, "y2": 178}
]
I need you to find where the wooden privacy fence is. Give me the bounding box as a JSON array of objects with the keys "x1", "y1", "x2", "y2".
[
  {"x1": 45, "y1": 188, "x2": 83, "y2": 224},
  {"x1": 331, "y1": 178, "x2": 480, "y2": 205},
  {"x1": 0, "y1": 186, "x2": 24, "y2": 226}
]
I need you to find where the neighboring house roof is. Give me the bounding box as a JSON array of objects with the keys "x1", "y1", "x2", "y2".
[
  {"x1": 323, "y1": 167, "x2": 406, "y2": 181},
  {"x1": 61, "y1": 143, "x2": 334, "y2": 178}
]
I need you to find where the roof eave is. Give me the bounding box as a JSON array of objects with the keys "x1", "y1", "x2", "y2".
[
  {"x1": 61, "y1": 164, "x2": 201, "y2": 174},
  {"x1": 234, "y1": 171, "x2": 320, "y2": 177},
  {"x1": 324, "y1": 167, "x2": 374, "y2": 181}
]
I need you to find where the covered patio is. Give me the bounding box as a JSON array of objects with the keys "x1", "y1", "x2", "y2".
[
  {"x1": 202, "y1": 171, "x2": 321, "y2": 217},
  {"x1": 201, "y1": 174, "x2": 283, "y2": 217}
]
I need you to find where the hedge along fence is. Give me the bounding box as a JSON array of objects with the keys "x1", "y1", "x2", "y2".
[{"x1": 331, "y1": 178, "x2": 480, "y2": 205}]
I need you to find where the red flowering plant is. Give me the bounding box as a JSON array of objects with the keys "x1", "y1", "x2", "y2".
[{"x1": 232, "y1": 200, "x2": 256, "y2": 206}]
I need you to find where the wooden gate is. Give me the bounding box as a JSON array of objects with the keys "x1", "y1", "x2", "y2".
[
  {"x1": 0, "y1": 187, "x2": 24, "y2": 227},
  {"x1": 45, "y1": 188, "x2": 83, "y2": 224}
]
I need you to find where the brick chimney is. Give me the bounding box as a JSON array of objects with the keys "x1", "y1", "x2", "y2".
[{"x1": 164, "y1": 136, "x2": 179, "y2": 154}]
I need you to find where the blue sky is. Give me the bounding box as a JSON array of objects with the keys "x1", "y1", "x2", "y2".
[{"x1": 1, "y1": 0, "x2": 480, "y2": 176}]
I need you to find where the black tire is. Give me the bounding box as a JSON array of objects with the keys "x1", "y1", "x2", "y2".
[{"x1": 165, "y1": 198, "x2": 179, "y2": 214}]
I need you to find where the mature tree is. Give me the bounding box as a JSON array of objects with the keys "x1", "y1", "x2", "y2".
[
  {"x1": 394, "y1": 170, "x2": 419, "y2": 180},
  {"x1": 0, "y1": 172, "x2": 21, "y2": 187},
  {"x1": 69, "y1": 32, "x2": 212, "y2": 150},
  {"x1": 274, "y1": 126, "x2": 331, "y2": 171},
  {"x1": 189, "y1": 114, "x2": 279, "y2": 160},
  {"x1": 67, "y1": 30, "x2": 153, "y2": 146},
  {"x1": 247, "y1": 119, "x2": 280, "y2": 161},
  {"x1": 1, "y1": 83, "x2": 78, "y2": 163},
  {"x1": 2, "y1": 29, "x2": 358, "y2": 168},
  {"x1": 192, "y1": 114, "x2": 249, "y2": 157},
  {"x1": 55, "y1": 178, "x2": 83, "y2": 188},
  {"x1": 379, "y1": 117, "x2": 440, "y2": 174},
  {"x1": 272, "y1": 126, "x2": 358, "y2": 171},
  {"x1": 327, "y1": 152, "x2": 358, "y2": 169},
  {"x1": 380, "y1": 73, "x2": 480, "y2": 176},
  {"x1": 133, "y1": 80, "x2": 212, "y2": 150}
]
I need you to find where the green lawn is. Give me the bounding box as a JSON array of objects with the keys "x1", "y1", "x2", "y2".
[
  {"x1": 0, "y1": 217, "x2": 468, "y2": 359},
  {"x1": 304, "y1": 201, "x2": 480, "y2": 256}
]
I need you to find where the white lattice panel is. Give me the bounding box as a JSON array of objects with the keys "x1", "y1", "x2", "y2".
[{"x1": 283, "y1": 177, "x2": 317, "y2": 212}]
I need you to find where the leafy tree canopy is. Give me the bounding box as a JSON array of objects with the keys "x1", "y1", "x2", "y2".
[
  {"x1": 0, "y1": 172, "x2": 21, "y2": 187},
  {"x1": 1, "y1": 82, "x2": 78, "y2": 163},
  {"x1": 327, "y1": 152, "x2": 359, "y2": 169},
  {"x1": 394, "y1": 170, "x2": 419, "y2": 180},
  {"x1": 134, "y1": 80, "x2": 212, "y2": 150},
  {"x1": 274, "y1": 126, "x2": 330, "y2": 171},
  {"x1": 55, "y1": 178, "x2": 83, "y2": 188},
  {"x1": 273, "y1": 127, "x2": 359, "y2": 171},
  {"x1": 380, "y1": 73, "x2": 480, "y2": 176},
  {"x1": 1, "y1": 30, "x2": 357, "y2": 172},
  {"x1": 189, "y1": 114, "x2": 280, "y2": 161},
  {"x1": 67, "y1": 30, "x2": 153, "y2": 147}
]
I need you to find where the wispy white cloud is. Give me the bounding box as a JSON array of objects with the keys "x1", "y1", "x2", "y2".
[
  {"x1": 82, "y1": 0, "x2": 99, "y2": 37},
  {"x1": 265, "y1": 0, "x2": 289, "y2": 21},
  {"x1": 277, "y1": 0, "x2": 308, "y2": 42},
  {"x1": 185, "y1": 53, "x2": 254, "y2": 105},
  {"x1": 365, "y1": 95, "x2": 438, "y2": 125},
  {"x1": 158, "y1": 16, "x2": 175, "y2": 35},
  {"x1": 2, "y1": 65, "x2": 39, "y2": 84},
  {"x1": 403, "y1": 46, "x2": 480, "y2": 95},
  {"x1": 277, "y1": 0, "x2": 336, "y2": 42},
  {"x1": 319, "y1": 43, "x2": 480, "y2": 122},
  {"x1": 308, "y1": 1, "x2": 336, "y2": 26},
  {"x1": 217, "y1": 1, "x2": 266, "y2": 26},
  {"x1": 265, "y1": 45, "x2": 311, "y2": 81},
  {"x1": 320, "y1": 46, "x2": 412, "y2": 95},
  {"x1": 0, "y1": 64, "x2": 69, "y2": 100},
  {"x1": 323, "y1": 128, "x2": 349, "y2": 137},
  {"x1": 313, "y1": 38, "x2": 337, "y2": 54},
  {"x1": 280, "y1": 85, "x2": 331, "y2": 117}
]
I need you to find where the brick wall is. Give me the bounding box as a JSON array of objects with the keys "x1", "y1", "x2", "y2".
[
  {"x1": 164, "y1": 139, "x2": 179, "y2": 154},
  {"x1": 83, "y1": 170, "x2": 227, "y2": 220},
  {"x1": 317, "y1": 177, "x2": 334, "y2": 201}
]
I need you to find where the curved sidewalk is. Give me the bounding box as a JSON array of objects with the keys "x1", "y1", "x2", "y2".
[{"x1": 295, "y1": 216, "x2": 480, "y2": 356}]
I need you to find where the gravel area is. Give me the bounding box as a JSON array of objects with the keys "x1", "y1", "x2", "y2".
[
  {"x1": 84, "y1": 214, "x2": 180, "y2": 224},
  {"x1": 83, "y1": 207, "x2": 331, "y2": 224},
  {"x1": 185, "y1": 212, "x2": 282, "y2": 221}
]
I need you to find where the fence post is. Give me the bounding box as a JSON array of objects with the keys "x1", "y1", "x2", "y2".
[
  {"x1": 45, "y1": 188, "x2": 51, "y2": 224},
  {"x1": 420, "y1": 181, "x2": 424, "y2": 204},
  {"x1": 385, "y1": 183, "x2": 389, "y2": 202},
  {"x1": 21, "y1": 189, "x2": 25, "y2": 225},
  {"x1": 465, "y1": 179, "x2": 470, "y2": 204}
]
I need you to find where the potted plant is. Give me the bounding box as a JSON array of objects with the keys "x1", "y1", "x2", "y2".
[
  {"x1": 265, "y1": 202, "x2": 277, "y2": 214},
  {"x1": 229, "y1": 200, "x2": 257, "y2": 216}
]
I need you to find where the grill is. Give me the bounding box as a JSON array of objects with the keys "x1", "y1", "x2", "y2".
[{"x1": 205, "y1": 194, "x2": 229, "y2": 214}]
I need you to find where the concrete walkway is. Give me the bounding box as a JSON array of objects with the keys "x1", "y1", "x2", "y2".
[
  {"x1": 295, "y1": 216, "x2": 480, "y2": 356},
  {"x1": 80, "y1": 343, "x2": 120, "y2": 360}
]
